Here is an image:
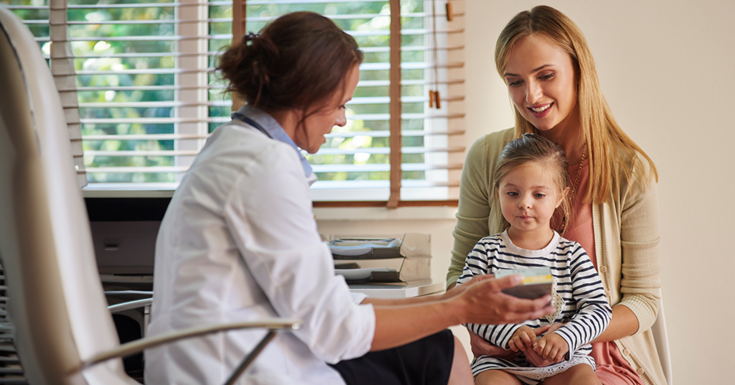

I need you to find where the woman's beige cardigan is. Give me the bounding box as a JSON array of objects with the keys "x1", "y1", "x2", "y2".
[{"x1": 446, "y1": 128, "x2": 666, "y2": 385}]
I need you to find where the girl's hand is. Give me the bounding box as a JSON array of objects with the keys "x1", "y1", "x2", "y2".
[
  {"x1": 520, "y1": 323, "x2": 564, "y2": 367},
  {"x1": 534, "y1": 332, "x2": 569, "y2": 363},
  {"x1": 508, "y1": 325, "x2": 537, "y2": 352},
  {"x1": 520, "y1": 325, "x2": 553, "y2": 367},
  {"x1": 523, "y1": 346, "x2": 555, "y2": 367},
  {"x1": 468, "y1": 330, "x2": 519, "y2": 359}
]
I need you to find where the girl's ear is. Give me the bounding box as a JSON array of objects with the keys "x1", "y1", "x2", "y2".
[{"x1": 556, "y1": 187, "x2": 570, "y2": 208}]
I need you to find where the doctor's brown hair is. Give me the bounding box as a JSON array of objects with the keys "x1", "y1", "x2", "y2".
[
  {"x1": 217, "y1": 12, "x2": 363, "y2": 116},
  {"x1": 493, "y1": 133, "x2": 571, "y2": 235}
]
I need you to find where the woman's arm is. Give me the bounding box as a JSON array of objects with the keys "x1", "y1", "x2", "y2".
[
  {"x1": 614, "y1": 157, "x2": 662, "y2": 335},
  {"x1": 593, "y1": 154, "x2": 661, "y2": 343},
  {"x1": 591, "y1": 304, "x2": 639, "y2": 343},
  {"x1": 368, "y1": 275, "x2": 555, "y2": 351},
  {"x1": 447, "y1": 137, "x2": 492, "y2": 287},
  {"x1": 448, "y1": 129, "x2": 517, "y2": 288}
]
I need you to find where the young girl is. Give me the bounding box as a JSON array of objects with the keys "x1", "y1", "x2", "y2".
[{"x1": 457, "y1": 133, "x2": 612, "y2": 385}]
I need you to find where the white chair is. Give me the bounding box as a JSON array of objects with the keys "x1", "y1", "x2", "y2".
[
  {"x1": 652, "y1": 298, "x2": 673, "y2": 385},
  {"x1": 0, "y1": 7, "x2": 300, "y2": 384}
]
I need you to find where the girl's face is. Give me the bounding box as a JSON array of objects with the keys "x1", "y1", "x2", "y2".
[
  {"x1": 296, "y1": 64, "x2": 360, "y2": 154},
  {"x1": 497, "y1": 162, "x2": 566, "y2": 239},
  {"x1": 503, "y1": 34, "x2": 579, "y2": 134}
]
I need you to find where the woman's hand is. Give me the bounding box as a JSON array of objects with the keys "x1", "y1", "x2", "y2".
[
  {"x1": 468, "y1": 330, "x2": 520, "y2": 359},
  {"x1": 453, "y1": 275, "x2": 555, "y2": 325},
  {"x1": 443, "y1": 274, "x2": 494, "y2": 301}
]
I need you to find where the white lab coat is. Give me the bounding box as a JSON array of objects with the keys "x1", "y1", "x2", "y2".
[{"x1": 144, "y1": 111, "x2": 375, "y2": 384}]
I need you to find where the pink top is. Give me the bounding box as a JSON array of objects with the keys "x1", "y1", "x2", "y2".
[{"x1": 554, "y1": 159, "x2": 644, "y2": 385}]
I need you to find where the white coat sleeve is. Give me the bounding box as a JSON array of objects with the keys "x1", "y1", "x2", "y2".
[{"x1": 223, "y1": 143, "x2": 375, "y2": 363}]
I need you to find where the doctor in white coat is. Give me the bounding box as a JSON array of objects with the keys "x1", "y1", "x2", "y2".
[{"x1": 144, "y1": 11, "x2": 555, "y2": 385}]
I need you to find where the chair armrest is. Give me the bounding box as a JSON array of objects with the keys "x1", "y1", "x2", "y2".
[
  {"x1": 107, "y1": 298, "x2": 152, "y2": 313},
  {"x1": 652, "y1": 299, "x2": 672, "y2": 385},
  {"x1": 104, "y1": 290, "x2": 153, "y2": 296},
  {"x1": 78, "y1": 318, "x2": 301, "y2": 370}
]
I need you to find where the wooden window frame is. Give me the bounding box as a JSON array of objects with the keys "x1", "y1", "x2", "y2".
[{"x1": 231, "y1": 0, "x2": 463, "y2": 209}]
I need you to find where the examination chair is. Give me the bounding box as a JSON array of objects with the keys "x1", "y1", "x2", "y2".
[
  {"x1": 653, "y1": 299, "x2": 673, "y2": 384},
  {"x1": 0, "y1": 7, "x2": 300, "y2": 384}
]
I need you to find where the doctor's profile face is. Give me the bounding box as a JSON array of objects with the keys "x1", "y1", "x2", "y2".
[
  {"x1": 503, "y1": 34, "x2": 578, "y2": 134},
  {"x1": 297, "y1": 64, "x2": 360, "y2": 154}
]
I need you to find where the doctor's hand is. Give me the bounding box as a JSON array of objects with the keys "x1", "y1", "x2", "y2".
[{"x1": 453, "y1": 275, "x2": 555, "y2": 325}]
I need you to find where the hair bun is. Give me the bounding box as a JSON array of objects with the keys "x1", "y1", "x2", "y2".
[
  {"x1": 217, "y1": 12, "x2": 362, "y2": 111},
  {"x1": 242, "y1": 32, "x2": 279, "y2": 61},
  {"x1": 237, "y1": 32, "x2": 279, "y2": 101},
  {"x1": 241, "y1": 32, "x2": 259, "y2": 50}
]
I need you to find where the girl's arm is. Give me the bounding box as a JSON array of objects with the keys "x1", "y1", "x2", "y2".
[
  {"x1": 553, "y1": 246, "x2": 612, "y2": 356},
  {"x1": 456, "y1": 238, "x2": 530, "y2": 349},
  {"x1": 540, "y1": 306, "x2": 639, "y2": 345}
]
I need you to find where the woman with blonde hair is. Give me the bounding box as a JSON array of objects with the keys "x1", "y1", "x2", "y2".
[{"x1": 446, "y1": 5, "x2": 664, "y2": 385}]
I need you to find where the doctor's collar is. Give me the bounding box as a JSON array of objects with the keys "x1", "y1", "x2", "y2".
[{"x1": 232, "y1": 105, "x2": 314, "y2": 179}]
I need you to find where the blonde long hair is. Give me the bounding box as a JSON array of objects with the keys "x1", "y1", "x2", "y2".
[{"x1": 495, "y1": 5, "x2": 658, "y2": 203}]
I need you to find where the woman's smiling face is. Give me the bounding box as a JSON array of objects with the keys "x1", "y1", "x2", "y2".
[
  {"x1": 503, "y1": 34, "x2": 579, "y2": 134},
  {"x1": 296, "y1": 64, "x2": 360, "y2": 154}
]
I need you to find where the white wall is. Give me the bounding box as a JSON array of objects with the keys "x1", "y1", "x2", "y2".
[{"x1": 318, "y1": 1, "x2": 735, "y2": 383}]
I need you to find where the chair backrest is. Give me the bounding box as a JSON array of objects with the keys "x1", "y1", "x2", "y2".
[{"x1": 0, "y1": 7, "x2": 135, "y2": 384}]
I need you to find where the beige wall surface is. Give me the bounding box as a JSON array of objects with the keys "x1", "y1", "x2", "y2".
[{"x1": 318, "y1": 1, "x2": 735, "y2": 383}]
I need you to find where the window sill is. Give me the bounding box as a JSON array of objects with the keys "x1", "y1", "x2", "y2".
[
  {"x1": 82, "y1": 184, "x2": 177, "y2": 198},
  {"x1": 82, "y1": 185, "x2": 460, "y2": 221},
  {"x1": 314, "y1": 206, "x2": 458, "y2": 221}
]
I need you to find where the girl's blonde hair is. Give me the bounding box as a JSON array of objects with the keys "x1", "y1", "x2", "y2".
[
  {"x1": 495, "y1": 5, "x2": 657, "y2": 203},
  {"x1": 494, "y1": 133, "x2": 571, "y2": 234}
]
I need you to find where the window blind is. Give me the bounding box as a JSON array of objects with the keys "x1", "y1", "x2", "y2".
[
  {"x1": 2, "y1": 0, "x2": 87, "y2": 187},
  {"x1": 14, "y1": 0, "x2": 219, "y2": 185},
  {"x1": 4, "y1": 0, "x2": 465, "y2": 205},
  {"x1": 233, "y1": 0, "x2": 466, "y2": 205}
]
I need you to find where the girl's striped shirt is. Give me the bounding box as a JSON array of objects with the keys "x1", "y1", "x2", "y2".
[{"x1": 457, "y1": 230, "x2": 612, "y2": 380}]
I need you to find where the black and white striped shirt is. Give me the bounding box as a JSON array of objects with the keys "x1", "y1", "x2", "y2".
[{"x1": 457, "y1": 230, "x2": 612, "y2": 360}]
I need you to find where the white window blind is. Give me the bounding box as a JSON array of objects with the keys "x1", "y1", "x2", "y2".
[
  {"x1": 234, "y1": 0, "x2": 466, "y2": 205},
  {"x1": 1, "y1": 0, "x2": 218, "y2": 186},
  {"x1": 3, "y1": 0, "x2": 465, "y2": 205},
  {"x1": 2, "y1": 0, "x2": 87, "y2": 187}
]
